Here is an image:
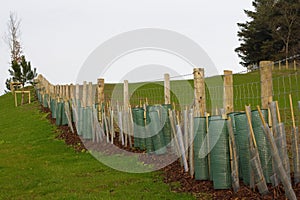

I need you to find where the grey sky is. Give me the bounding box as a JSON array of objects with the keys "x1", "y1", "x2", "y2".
[{"x1": 0, "y1": 0, "x2": 253, "y2": 94}]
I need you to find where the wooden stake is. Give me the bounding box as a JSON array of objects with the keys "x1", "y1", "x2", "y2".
[
  {"x1": 289, "y1": 94, "x2": 296, "y2": 128},
  {"x1": 228, "y1": 119, "x2": 234, "y2": 172},
  {"x1": 245, "y1": 105, "x2": 257, "y2": 148},
  {"x1": 268, "y1": 108, "x2": 272, "y2": 128},
  {"x1": 14, "y1": 92, "x2": 17, "y2": 107},
  {"x1": 145, "y1": 97, "x2": 148, "y2": 106},
  {"x1": 228, "y1": 117, "x2": 239, "y2": 180},
  {"x1": 215, "y1": 107, "x2": 219, "y2": 116},
  {"x1": 257, "y1": 106, "x2": 267, "y2": 127},
  {"x1": 124, "y1": 80, "x2": 129, "y2": 111},
  {"x1": 110, "y1": 107, "x2": 114, "y2": 144},
  {"x1": 275, "y1": 101, "x2": 281, "y2": 123}
]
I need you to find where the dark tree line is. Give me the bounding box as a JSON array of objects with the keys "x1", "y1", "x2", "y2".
[{"x1": 235, "y1": 0, "x2": 300, "y2": 69}]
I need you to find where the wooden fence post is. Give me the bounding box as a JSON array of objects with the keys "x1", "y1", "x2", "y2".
[
  {"x1": 97, "y1": 78, "x2": 105, "y2": 122},
  {"x1": 61, "y1": 85, "x2": 65, "y2": 99},
  {"x1": 75, "y1": 84, "x2": 80, "y2": 100},
  {"x1": 82, "y1": 81, "x2": 87, "y2": 108},
  {"x1": 66, "y1": 84, "x2": 70, "y2": 100},
  {"x1": 61, "y1": 85, "x2": 64, "y2": 99},
  {"x1": 260, "y1": 61, "x2": 273, "y2": 109},
  {"x1": 279, "y1": 61, "x2": 281, "y2": 70},
  {"x1": 46, "y1": 81, "x2": 50, "y2": 97},
  {"x1": 60, "y1": 85, "x2": 63, "y2": 99},
  {"x1": 97, "y1": 78, "x2": 105, "y2": 106},
  {"x1": 70, "y1": 84, "x2": 74, "y2": 101},
  {"x1": 54, "y1": 85, "x2": 58, "y2": 98},
  {"x1": 50, "y1": 84, "x2": 54, "y2": 98},
  {"x1": 223, "y1": 70, "x2": 234, "y2": 114},
  {"x1": 164, "y1": 73, "x2": 171, "y2": 105},
  {"x1": 87, "y1": 82, "x2": 93, "y2": 107},
  {"x1": 193, "y1": 68, "x2": 206, "y2": 117}
]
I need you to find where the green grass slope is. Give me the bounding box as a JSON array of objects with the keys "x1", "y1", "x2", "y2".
[{"x1": 0, "y1": 92, "x2": 193, "y2": 200}]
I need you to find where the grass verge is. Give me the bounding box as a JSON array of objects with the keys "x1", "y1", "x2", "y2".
[{"x1": 0, "y1": 92, "x2": 194, "y2": 200}]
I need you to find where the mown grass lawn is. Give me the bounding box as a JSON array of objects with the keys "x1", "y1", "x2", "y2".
[{"x1": 0, "y1": 92, "x2": 194, "y2": 200}]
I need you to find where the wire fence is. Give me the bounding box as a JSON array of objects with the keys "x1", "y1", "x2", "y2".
[
  {"x1": 33, "y1": 54, "x2": 300, "y2": 195},
  {"x1": 100, "y1": 56, "x2": 300, "y2": 128}
]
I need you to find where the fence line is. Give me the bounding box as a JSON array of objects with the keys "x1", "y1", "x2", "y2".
[
  {"x1": 35, "y1": 66, "x2": 300, "y2": 128},
  {"x1": 33, "y1": 58, "x2": 300, "y2": 195}
]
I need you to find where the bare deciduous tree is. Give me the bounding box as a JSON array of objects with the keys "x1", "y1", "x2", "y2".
[{"x1": 4, "y1": 12, "x2": 22, "y2": 63}]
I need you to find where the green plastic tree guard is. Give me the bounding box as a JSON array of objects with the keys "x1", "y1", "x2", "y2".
[
  {"x1": 228, "y1": 112, "x2": 242, "y2": 179},
  {"x1": 50, "y1": 98, "x2": 57, "y2": 119},
  {"x1": 234, "y1": 112, "x2": 251, "y2": 185},
  {"x1": 61, "y1": 101, "x2": 68, "y2": 126},
  {"x1": 144, "y1": 109, "x2": 154, "y2": 154},
  {"x1": 147, "y1": 105, "x2": 166, "y2": 155},
  {"x1": 209, "y1": 118, "x2": 231, "y2": 189},
  {"x1": 56, "y1": 101, "x2": 63, "y2": 126},
  {"x1": 132, "y1": 108, "x2": 146, "y2": 150},
  {"x1": 43, "y1": 94, "x2": 49, "y2": 108},
  {"x1": 162, "y1": 104, "x2": 172, "y2": 146},
  {"x1": 194, "y1": 117, "x2": 209, "y2": 180},
  {"x1": 252, "y1": 109, "x2": 273, "y2": 184}
]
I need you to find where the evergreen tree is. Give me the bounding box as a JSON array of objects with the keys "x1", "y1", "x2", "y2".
[
  {"x1": 236, "y1": 0, "x2": 300, "y2": 69},
  {"x1": 6, "y1": 55, "x2": 37, "y2": 89}
]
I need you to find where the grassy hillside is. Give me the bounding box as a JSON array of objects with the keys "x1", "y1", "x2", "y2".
[{"x1": 0, "y1": 91, "x2": 193, "y2": 199}]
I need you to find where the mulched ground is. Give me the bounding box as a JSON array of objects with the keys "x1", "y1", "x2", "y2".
[{"x1": 40, "y1": 105, "x2": 300, "y2": 199}]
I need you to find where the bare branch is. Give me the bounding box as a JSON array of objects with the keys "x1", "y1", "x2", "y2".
[{"x1": 3, "y1": 12, "x2": 22, "y2": 63}]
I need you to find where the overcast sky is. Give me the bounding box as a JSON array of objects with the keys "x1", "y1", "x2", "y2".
[{"x1": 0, "y1": 0, "x2": 253, "y2": 94}]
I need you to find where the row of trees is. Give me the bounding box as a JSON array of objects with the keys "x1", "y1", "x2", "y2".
[
  {"x1": 4, "y1": 12, "x2": 37, "y2": 94},
  {"x1": 235, "y1": 0, "x2": 300, "y2": 69}
]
